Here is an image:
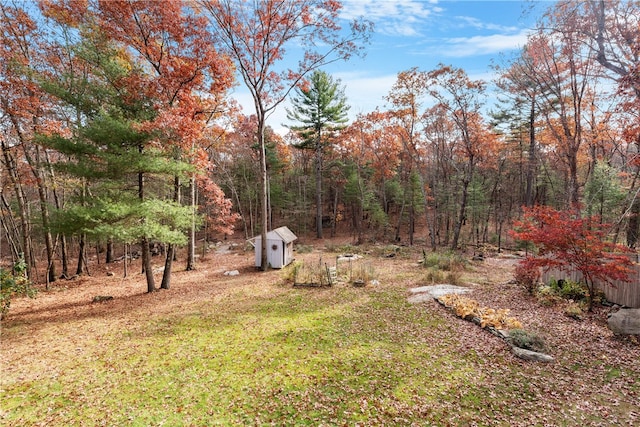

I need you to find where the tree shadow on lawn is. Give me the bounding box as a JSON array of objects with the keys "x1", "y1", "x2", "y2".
[{"x1": 2, "y1": 259, "x2": 278, "y2": 335}]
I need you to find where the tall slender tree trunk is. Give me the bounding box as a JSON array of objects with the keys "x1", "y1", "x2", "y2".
[
  {"x1": 76, "y1": 234, "x2": 86, "y2": 275},
  {"x1": 139, "y1": 157, "x2": 155, "y2": 291},
  {"x1": 106, "y1": 240, "x2": 114, "y2": 264},
  {"x1": 315, "y1": 140, "x2": 323, "y2": 239},
  {"x1": 2, "y1": 136, "x2": 33, "y2": 280},
  {"x1": 452, "y1": 166, "x2": 472, "y2": 251},
  {"x1": 258, "y1": 115, "x2": 269, "y2": 271},
  {"x1": 162, "y1": 175, "x2": 181, "y2": 289},
  {"x1": 186, "y1": 176, "x2": 196, "y2": 271},
  {"x1": 34, "y1": 172, "x2": 56, "y2": 283},
  {"x1": 141, "y1": 236, "x2": 155, "y2": 292},
  {"x1": 525, "y1": 99, "x2": 536, "y2": 207},
  {"x1": 0, "y1": 197, "x2": 22, "y2": 261},
  {"x1": 331, "y1": 185, "x2": 338, "y2": 238}
]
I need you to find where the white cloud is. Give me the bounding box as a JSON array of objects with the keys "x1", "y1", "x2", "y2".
[
  {"x1": 333, "y1": 71, "x2": 398, "y2": 114},
  {"x1": 443, "y1": 28, "x2": 531, "y2": 57},
  {"x1": 407, "y1": 28, "x2": 531, "y2": 58},
  {"x1": 454, "y1": 15, "x2": 520, "y2": 33},
  {"x1": 340, "y1": 0, "x2": 439, "y2": 37}
]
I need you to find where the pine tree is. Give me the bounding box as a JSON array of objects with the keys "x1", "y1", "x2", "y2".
[
  {"x1": 287, "y1": 70, "x2": 350, "y2": 238},
  {"x1": 39, "y1": 35, "x2": 195, "y2": 293}
]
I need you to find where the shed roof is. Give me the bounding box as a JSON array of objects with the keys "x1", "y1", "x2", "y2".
[
  {"x1": 268, "y1": 226, "x2": 297, "y2": 243},
  {"x1": 251, "y1": 226, "x2": 297, "y2": 244}
]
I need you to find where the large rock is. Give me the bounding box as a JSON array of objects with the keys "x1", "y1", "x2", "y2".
[
  {"x1": 512, "y1": 346, "x2": 554, "y2": 363},
  {"x1": 408, "y1": 284, "x2": 471, "y2": 300},
  {"x1": 608, "y1": 308, "x2": 640, "y2": 335}
]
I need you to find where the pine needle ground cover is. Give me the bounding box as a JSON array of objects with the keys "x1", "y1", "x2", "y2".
[{"x1": 2, "y1": 245, "x2": 639, "y2": 426}]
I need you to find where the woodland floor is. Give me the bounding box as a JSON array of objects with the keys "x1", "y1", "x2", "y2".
[{"x1": 1, "y1": 236, "x2": 639, "y2": 426}]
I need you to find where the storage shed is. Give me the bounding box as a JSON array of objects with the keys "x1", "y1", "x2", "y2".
[{"x1": 253, "y1": 226, "x2": 297, "y2": 269}]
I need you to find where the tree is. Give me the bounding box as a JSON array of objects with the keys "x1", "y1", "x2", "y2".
[
  {"x1": 385, "y1": 67, "x2": 429, "y2": 245},
  {"x1": 337, "y1": 110, "x2": 401, "y2": 242},
  {"x1": 41, "y1": 65, "x2": 196, "y2": 293},
  {"x1": 495, "y1": 49, "x2": 544, "y2": 208},
  {"x1": 39, "y1": 0, "x2": 236, "y2": 292},
  {"x1": 287, "y1": 70, "x2": 349, "y2": 239},
  {"x1": 199, "y1": 0, "x2": 371, "y2": 269},
  {"x1": 544, "y1": 0, "x2": 640, "y2": 238},
  {"x1": 510, "y1": 205, "x2": 632, "y2": 310},
  {"x1": 584, "y1": 162, "x2": 625, "y2": 224},
  {"x1": 427, "y1": 65, "x2": 488, "y2": 250},
  {"x1": 0, "y1": 2, "x2": 58, "y2": 283}
]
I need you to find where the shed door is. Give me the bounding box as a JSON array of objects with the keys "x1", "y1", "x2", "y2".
[{"x1": 269, "y1": 240, "x2": 283, "y2": 268}]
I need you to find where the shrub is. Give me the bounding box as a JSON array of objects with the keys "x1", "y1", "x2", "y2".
[
  {"x1": 510, "y1": 205, "x2": 633, "y2": 311},
  {"x1": 325, "y1": 243, "x2": 358, "y2": 254},
  {"x1": 514, "y1": 261, "x2": 540, "y2": 294},
  {"x1": 536, "y1": 285, "x2": 563, "y2": 306},
  {"x1": 564, "y1": 301, "x2": 584, "y2": 320},
  {"x1": 421, "y1": 251, "x2": 465, "y2": 271},
  {"x1": 423, "y1": 269, "x2": 446, "y2": 284},
  {"x1": 445, "y1": 271, "x2": 463, "y2": 286},
  {"x1": 508, "y1": 329, "x2": 547, "y2": 353},
  {"x1": 553, "y1": 279, "x2": 588, "y2": 301},
  {"x1": 295, "y1": 244, "x2": 314, "y2": 254},
  {"x1": 1, "y1": 257, "x2": 36, "y2": 319}
]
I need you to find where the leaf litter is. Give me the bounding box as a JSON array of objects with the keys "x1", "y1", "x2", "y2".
[{"x1": 2, "y1": 240, "x2": 639, "y2": 426}]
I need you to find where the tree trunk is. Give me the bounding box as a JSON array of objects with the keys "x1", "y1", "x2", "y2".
[
  {"x1": 258, "y1": 116, "x2": 269, "y2": 270},
  {"x1": 106, "y1": 240, "x2": 114, "y2": 264},
  {"x1": 525, "y1": 98, "x2": 536, "y2": 207},
  {"x1": 35, "y1": 175, "x2": 56, "y2": 283},
  {"x1": 138, "y1": 151, "x2": 156, "y2": 291},
  {"x1": 186, "y1": 176, "x2": 196, "y2": 271},
  {"x1": 161, "y1": 244, "x2": 174, "y2": 290},
  {"x1": 452, "y1": 177, "x2": 471, "y2": 250},
  {"x1": 47, "y1": 150, "x2": 68, "y2": 277},
  {"x1": 163, "y1": 174, "x2": 182, "y2": 287},
  {"x1": 76, "y1": 234, "x2": 86, "y2": 275},
  {"x1": 123, "y1": 244, "x2": 129, "y2": 278},
  {"x1": 627, "y1": 196, "x2": 640, "y2": 248},
  {"x1": 141, "y1": 236, "x2": 155, "y2": 292},
  {"x1": 408, "y1": 205, "x2": 415, "y2": 246},
  {"x1": 331, "y1": 185, "x2": 338, "y2": 238},
  {"x1": 315, "y1": 140, "x2": 323, "y2": 239},
  {"x1": 0, "y1": 194, "x2": 23, "y2": 263},
  {"x1": 1, "y1": 142, "x2": 33, "y2": 280}
]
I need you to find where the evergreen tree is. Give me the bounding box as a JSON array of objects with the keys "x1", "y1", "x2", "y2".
[
  {"x1": 39, "y1": 35, "x2": 196, "y2": 293},
  {"x1": 287, "y1": 70, "x2": 350, "y2": 238},
  {"x1": 585, "y1": 162, "x2": 625, "y2": 225}
]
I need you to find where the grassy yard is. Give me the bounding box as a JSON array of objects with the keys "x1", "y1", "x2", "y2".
[{"x1": 2, "y1": 244, "x2": 639, "y2": 426}]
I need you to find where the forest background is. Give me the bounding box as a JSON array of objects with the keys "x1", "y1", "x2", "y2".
[{"x1": 1, "y1": 0, "x2": 639, "y2": 291}]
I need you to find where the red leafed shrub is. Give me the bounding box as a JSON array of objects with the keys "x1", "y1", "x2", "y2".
[
  {"x1": 510, "y1": 205, "x2": 633, "y2": 310},
  {"x1": 514, "y1": 259, "x2": 541, "y2": 294}
]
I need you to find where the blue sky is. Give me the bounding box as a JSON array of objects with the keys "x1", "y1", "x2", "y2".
[{"x1": 232, "y1": 0, "x2": 552, "y2": 134}]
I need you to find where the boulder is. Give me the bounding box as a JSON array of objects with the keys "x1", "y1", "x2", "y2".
[
  {"x1": 224, "y1": 270, "x2": 240, "y2": 276},
  {"x1": 608, "y1": 308, "x2": 640, "y2": 335},
  {"x1": 408, "y1": 285, "x2": 471, "y2": 304},
  {"x1": 512, "y1": 346, "x2": 554, "y2": 363}
]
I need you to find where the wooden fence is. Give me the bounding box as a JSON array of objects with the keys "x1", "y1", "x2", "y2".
[{"x1": 541, "y1": 266, "x2": 640, "y2": 308}]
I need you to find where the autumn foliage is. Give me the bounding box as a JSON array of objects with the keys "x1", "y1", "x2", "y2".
[{"x1": 510, "y1": 205, "x2": 633, "y2": 309}]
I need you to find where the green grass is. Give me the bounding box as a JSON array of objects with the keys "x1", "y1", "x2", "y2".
[
  {"x1": 3, "y1": 285, "x2": 476, "y2": 426},
  {"x1": 3, "y1": 268, "x2": 639, "y2": 426}
]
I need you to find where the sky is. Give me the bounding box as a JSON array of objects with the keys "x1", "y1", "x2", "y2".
[{"x1": 232, "y1": 0, "x2": 553, "y2": 135}]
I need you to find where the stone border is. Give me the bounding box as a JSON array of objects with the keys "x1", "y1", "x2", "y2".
[
  {"x1": 408, "y1": 286, "x2": 553, "y2": 363},
  {"x1": 434, "y1": 295, "x2": 554, "y2": 363}
]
